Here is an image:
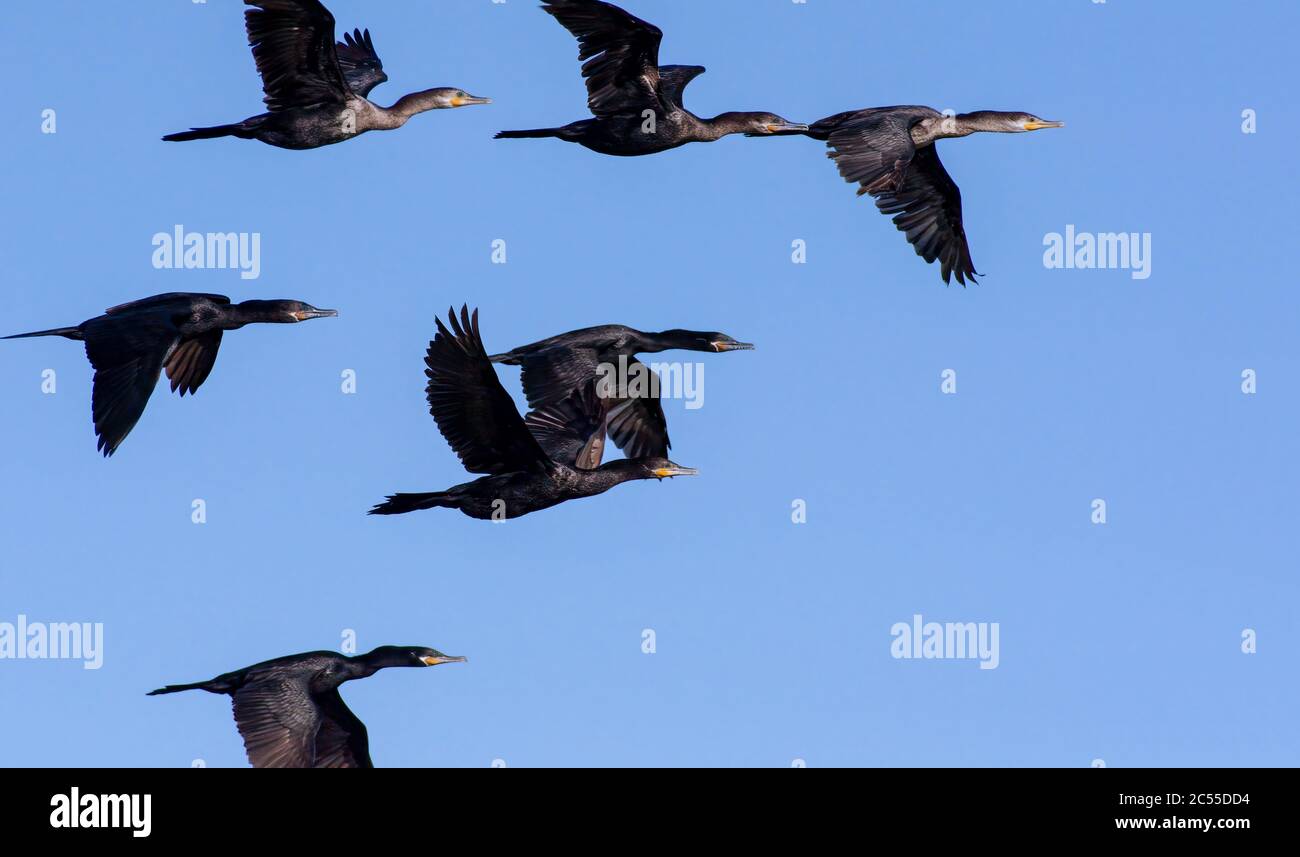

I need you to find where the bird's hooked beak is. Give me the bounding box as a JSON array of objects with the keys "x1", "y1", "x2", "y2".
[
  {"x1": 451, "y1": 94, "x2": 492, "y2": 107},
  {"x1": 292, "y1": 308, "x2": 339, "y2": 322},
  {"x1": 653, "y1": 465, "x2": 699, "y2": 480},
  {"x1": 422, "y1": 654, "x2": 467, "y2": 666},
  {"x1": 764, "y1": 121, "x2": 809, "y2": 134},
  {"x1": 1023, "y1": 119, "x2": 1064, "y2": 131},
  {"x1": 712, "y1": 340, "x2": 754, "y2": 352}
]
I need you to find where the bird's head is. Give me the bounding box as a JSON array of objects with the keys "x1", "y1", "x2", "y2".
[
  {"x1": 660, "y1": 329, "x2": 755, "y2": 353},
  {"x1": 238, "y1": 300, "x2": 338, "y2": 324},
  {"x1": 422, "y1": 88, "x2": 493, "y2": 109},
  {"x1": 366, "y1": 646, "x2": 467, "y2": 669},
  {"x1": 964, "y1": 111, "x2": 1064, "y2": 133},
  {"x1": 704, "y1": 332, "x2": 755, "y2": 353},
  {"x1": 740, "y1": 112, "x2": 810, "y2": 136},
  {"x1": 638, "y1": 458, "x2": 700, "y2": 481}
]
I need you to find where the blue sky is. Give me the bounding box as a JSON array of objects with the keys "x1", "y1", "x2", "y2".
[{"x1": 2, "y1": 0, "x2": 1296, "y2": 767}]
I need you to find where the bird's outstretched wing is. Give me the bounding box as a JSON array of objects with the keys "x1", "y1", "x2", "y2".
[
  {"x1": 822, "y1": 110, "x2": 978, "y2": 285},
  {"x1": 542, "y1": 0, "x2": 665, "y2": 116},
  {"x1": 514, "y1": 345, "x2": 600, "y2": 410},
  {"x1": 231, "y1": 674, "x2": 320, "y2": 768},
  {"x1": 244, "y1": 0, "x2": 352, "y2": 111},
  {"x1": 605, "y1": 364, "x2": 670, "y2": 458},
  {"x1": 335, "y1": 27, "x2": 387, "y2": 97},
  {"x1": 873, "y1": 145, "x2": 978, "y2": 286},
  {"x1": 525, "y1": 380, "x2": 608, "y2": 470},
  {"x1": 822, "y1": 110, "x2": 919, "y2": 195},
  {"x1": 425, "y1": 306, "x2": 553, "y2": 476},
  {"x1": 514, "y1": 348, "x2": 670, "y2": 462},
  {"x1": 164, "y1": 330, "x2": 224, "y2": 398},
  {"x1": 311, "y1": 688, "x2": 373, "y2": 768},
  {"x1": 81, "y1": 314, "x2": 184, "y2": 457},
  {"x1": 656, "y1": 64, "x2": 705, "y2": 109}
]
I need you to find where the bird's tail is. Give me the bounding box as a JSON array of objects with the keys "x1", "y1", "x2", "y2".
[
  {"x1": 146, "y1": 681, "x2": 212, "y2": 696},
  {"x1": 368, "y1": 492, "x2": 456, "y2": 516},
  {"x1": 2, "y1": 327, "x2": 83, "y2": 341},
  {"x1": 162, "y1": 123, "x2": 255, "y2": 143},
  {"x1": 494, "y1": 128, "x2": 562, "y2": 140}
]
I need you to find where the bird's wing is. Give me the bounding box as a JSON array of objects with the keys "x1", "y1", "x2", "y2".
[
  {"x1": 874, "y1": 145, "x2": 979, "y2": 285},
  {"x1": 513, "y1": 348, "x2": 669, "y2": 460},
  {"x1": 823, "y1": 112, "x2": 978, "y2": 285},
  {"x1": 542, "y1": 0, "x2": 665, "y2": 116},
  {"x1": 163, "y1": 330, "x2": 223, "y2": 398},
  {"x1": 514, "y1": 345, "x2": 602, "y2": 411},
  {"x1": 244, "y1": 0, "x2": 352, "y2": 112},
  {"x1": 82, "y1": 314, "x2": 183, "y2": 457},
  {"x1": 231, "y1": 674, "x2": 320, "y2": 768},
  {"x1": 424, "y1": 306, "x2": 554, "y2": 475},
  {"x1": 656, "y1": 64, "x2": 705, "y2": 109},
  {"x1": 335, "y1": 27, "x2": 387, "y2": 98},
  {"x1": 605, "y1": 360, "x2": 670, "y2": 458},
  {"x1": 105, "y1": 294, "x2": 230, "y2": 316},
  {"x1": 524, "y1": 380, "x2": 609, "y2": 470},
  {"x1": 824, "y1": 111, "x2": 919, "y2": 197},
  {"x1": 311, "y1": 688, "x2": 372, "y2": 769}
]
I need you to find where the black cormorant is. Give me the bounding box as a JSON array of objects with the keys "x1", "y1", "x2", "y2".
[
  {"x1": 495, "y1": 0, "x2": 806, "y2": 155},
  {"x1": 148, "y1": 646, "x2": 465, "y2": 769},
  {"x1": 3, "y1": 293, "x2": 337, "y2": 456},
  {"x1": 369, "y1": 307, "x2": 698, "y2": 520},
  {"x1": 780, "y1": 107, "x2": 1063, "y2": 285},
  {"x1": 163, "y1": 0, "x2": 490, "y2": 150},
  {"x1": 491, "y1": 325, "x2": 753, "y2": 461}
]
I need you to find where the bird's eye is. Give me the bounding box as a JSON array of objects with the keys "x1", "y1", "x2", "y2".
[{"x1": 457, "y1": 91, "x2": 466, "y2": 99}]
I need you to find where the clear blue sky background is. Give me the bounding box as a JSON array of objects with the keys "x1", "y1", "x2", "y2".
[{"x1": 2, "y1": 0, "x2": 1296, "y2": 767}]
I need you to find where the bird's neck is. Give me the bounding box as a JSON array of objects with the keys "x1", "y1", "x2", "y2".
[
  {"x1": 378, "y1": 93, "x2": 443, "y2": 128},
  {"x1": 587, "y1": 459, "x2": 649, "y2": 491},
  {"x1": 224, "y1": 303, "x2": 278, "y2": 328},
  {"x1": 640, "y1": 330, "x2": 700, "y2": 353},
  {"x1": 913, "y1": 112, "x2": 1007, "y2": 146},
  {"x1": 341, "y1": 657, "x2": 384, "y2": 682},
  {"x1": 698, "y1": 112, "x2": 750, "y2": 141}
]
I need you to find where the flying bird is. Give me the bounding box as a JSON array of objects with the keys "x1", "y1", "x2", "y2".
[
  {"x1": 783, "y1": 107, "x2": 1063, "y2": 285},
  {"x1": 3, "y1": 293, "x2": 337, "y2": 456},
  {"x1": 369, "y1": 307, "x2": 698, "y2": 520},
  {"x1": 163, "y1": 0, "x2": 490, "y2": 149},
  {"x1": 495, "y1": 0, "x2": 806, "y2": 155},
  {"x1": 148, "y1": 646, "x2": 465, "y2": 769},
  {"x1": 491, "y1": 325, "x2": 753, "y2": 462}
]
